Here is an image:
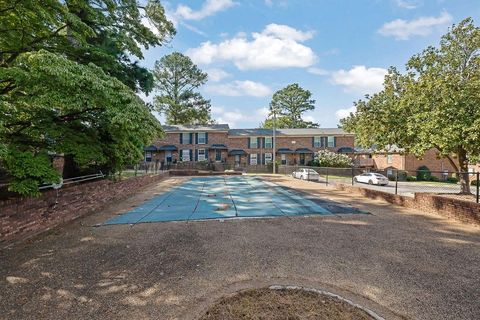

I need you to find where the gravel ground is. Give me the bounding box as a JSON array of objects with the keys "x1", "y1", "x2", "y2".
[{"x1": 0, "y1": 175, "x2": 479, "y2": 320}]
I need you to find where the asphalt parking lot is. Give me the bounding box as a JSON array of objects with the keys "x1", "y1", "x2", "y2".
[{"x1": 1, "y1": 175, "x2": 479, "y2": 320}]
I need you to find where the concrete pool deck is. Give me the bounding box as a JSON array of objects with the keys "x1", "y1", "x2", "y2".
[{"x1": 0, "y1": 175, "x2": 479, "y2": 320}]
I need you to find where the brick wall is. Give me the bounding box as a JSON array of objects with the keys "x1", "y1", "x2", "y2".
[
  {"x1": 404, "y1": 149, "x2": 457, "y2": 172},
  {"x1": 334, "y1": 183, "x2": 479, "y2": 225},
  {"x1": 0, "y1": 173, "x2": 169, "y2": 244}
]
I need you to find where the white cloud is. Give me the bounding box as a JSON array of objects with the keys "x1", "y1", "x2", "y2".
[
  {"x1": 205, "y1": 68, "x2": 231, "y2": 82},
  {"x1": 330, "y1": 66, "x2": 387, "y2": 94},
  {"x1": 206, "y1": 80, "x2": 272, "y2": 97},
  {"x1": 335, "y1": 106, "x2": 356, "y2": 120},
  {"x1": 175, "y1": 0, "x2": 235, "y2": 21},
  {"x1": 213, "y1": 106, "x2": 268, "y2": 128},
  {"x1": 186, "y1": 23, "x2": 317, "y2": 70},
  {"x1": 378, "y1": 11, "x2": 452, "y2": 40},
  {"x1": 308, "y1": 67, "x2": 329, "y2": 76},
  {"x1": 395, "y1": 0, "x2": 420, "y2": 9}
]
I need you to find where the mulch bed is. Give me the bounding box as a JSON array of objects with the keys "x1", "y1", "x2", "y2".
[{"x1": 199, "y1": 288, "x2": 375, "y2": 320}]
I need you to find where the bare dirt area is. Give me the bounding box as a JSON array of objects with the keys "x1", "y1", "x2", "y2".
[
  {"x1": 0, "y1": 175, "x2": 479, "y2": 320},
  {"x1": 200, "y1": 288, "x2": 375, "y2": 320}
]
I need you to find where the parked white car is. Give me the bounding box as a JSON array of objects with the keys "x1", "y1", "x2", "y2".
[
  {"x1": 354, "y1": 173, "x2": 389, "y2": 186},
  {"x1": 292, "y1": 168, "x2": 320, "y2": 181}
]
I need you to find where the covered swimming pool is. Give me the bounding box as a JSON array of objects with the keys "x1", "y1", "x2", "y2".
[{"x1": 103, "y1": 176, "x2": 363, "y2": 225}]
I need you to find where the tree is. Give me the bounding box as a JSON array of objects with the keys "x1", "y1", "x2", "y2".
[
  {"x1": 0, "y1": 0, "x2": 174, "y2": 196},
  {"x1": 341, "y1": 18, "x2": 480, "y2": 193},
  {"x1": 264, "y1": 83, "x2": 318, "y2": 128},
  {"x1": 153, "y1": 52, "x2": 213, "y2": 124},
  {"x1": 313, "y1": 150, "x2": 352, "y2": 168}
]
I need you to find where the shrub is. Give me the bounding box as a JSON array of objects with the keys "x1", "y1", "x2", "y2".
[
  {"x1": 312, "y1": 150, "x2": 352, "y2": 167},
  {"x1": 446, "y1": 177, "x2": 459, "y2": 183},
  {"x1": 406, "y1": 176, "x2": 417, "y2": 181},
  {"x1": 416, "y1": 165, "x2": 431, "y2": 181},
  {"x1": 429, "y1": 176, "x2": 440, "y2": 182}
]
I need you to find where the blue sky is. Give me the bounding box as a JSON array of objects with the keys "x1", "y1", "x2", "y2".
[{"x1": 141, "y1": 0, "x2": 480, "y2": 128}]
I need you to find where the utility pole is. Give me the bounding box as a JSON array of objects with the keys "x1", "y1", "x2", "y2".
[{"x1": 272, "y1": 109, "x2": 277, "y2": 174}]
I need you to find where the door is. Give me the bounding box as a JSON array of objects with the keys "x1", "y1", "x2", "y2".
[
  {"x1": 235, "y1": 155, "x2": 240, "y2": 167},
  {"x1": 299, "y1": 153, "x2": 305, "y2": 165},
  {"x1": 215, "y1": 149, "x2": 221, "y2": 162},
  {"x1": 165, "y1": 151, "x2": 172, "y2": 163}
]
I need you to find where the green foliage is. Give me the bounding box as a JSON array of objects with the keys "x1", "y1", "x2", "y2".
[
  {"x1": 153, "y1": 52, "x2": 213, "y2": 124},
  {"x1": 416, "y1": 166, "x2": 432, "y2": 181},
  {"x1": 429, "y1": 176, "x2": 440, "y2": 182},
  {"x1": 406, "y1": 176, "x2": 417, "y2": 181},
  {"x1": 263, "y1": 84, "x2": 318, "y2": 128},
  {"x1": 312, "y1": 150, "x2": 352, "y2": 168},
  {"x1": 446, "y1": 177, "x2": 459, "y2": 183},
  {"x1": 341, "y1": 18, "x2": 480, "y2": 193}
]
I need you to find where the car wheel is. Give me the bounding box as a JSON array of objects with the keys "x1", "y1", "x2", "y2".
[
  {"x1": 292, "y1": 173, "x2": 295, "y2": 178},
  {"x1": 300, "y1": 175, "x2": 304, "y2": 180},
  {"x1": 353, "y1": 177, "x2": 358, "y2": 183},
  {"x1": 368, "y1": 180, "x2": 373, "y2": 185}
]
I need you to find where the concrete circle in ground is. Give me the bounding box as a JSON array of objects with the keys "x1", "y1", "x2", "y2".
[{"x1": 198, "y1": 285, "x2": 385, "y2": 320}]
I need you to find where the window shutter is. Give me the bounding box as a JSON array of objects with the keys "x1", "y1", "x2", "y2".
[
  {"x1": 247, "y1": 154, "x2": 251, "y2": 164},
  {"x1": 189, "y1": 133, "x2": 193, "y2": 144},
  {"x1": 179, "y1": 133, "x2": 183, "y2": 144},
  {"x1": 257, "y1": 137, "x2": 261, "y2": 149},
  {"x1": 312, "y1": 137, "x2": 315, "y2": 147},
  {"x1": 179, "y1": 150, "x2": 183, "y2": 161},
  {"x1": 262, "y1": 153, "x2": 265, "y2": 165},
  {"x1": 195, "y1": 133, "x2": 198, "y2": 144},
  {"x1": 334, "y1": 137, "x2": 337, "y2": 147},
  {"x1": 205, "y1": 132, "x2": 208, "y2": 144},
  {"x1": 189, "y1": 149, "x2": 193, "y2": 161},
  {"x1": 247, "y1": 138, "x2": 251, "y2": 149},
  {"x1": 262, "y1": 137, "x2": 266, "y2": 148},
  {"x1": 195, "y1": 149, "x2": 198, "y2": 161},
  {"x1": 205, "y1": 149, "x2": 209, "y2": 160}
]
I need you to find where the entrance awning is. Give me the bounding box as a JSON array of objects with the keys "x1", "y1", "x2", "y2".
[
  {"x1": 337, "y1": 147, "x2": 355, "y2": 154},
  {"x1": 144, "y1": 145, "x2": 157, "y2": 151},
  {"x1": 277, "y1": 148, "x2": 294, "y2": 154},
  {"x1": 209, "y1": 144, "x2": 228, "y2": 150},
  {"x1": 295, "y1": 148, "x2": 314, "y2": 154},
  {"x1": 158, "y1": 145, "x2": 178, "y2": 151},
  {"x1": 228, "y1": 149, "x2": 246, "y2": 156}
]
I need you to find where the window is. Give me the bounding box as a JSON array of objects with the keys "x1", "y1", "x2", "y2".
[
  {"x1": 265, "y1": 152, "x2": 272, "y2": 163},
  {"x1": 250, "y1": 137, "x2": 258, "y2": 148},
  {"x1": 198, "y1": 132, "x2": 206, "y2": 144},
  {"x1": 250, "y1": 153, "x2": 258, "y2": 165},
  {"x1": 281, "y1": 153, "x2": 286, "y2": 165},
  {"x1": 327, "y1": 136, "x2": 335, "y2": 148},
  {"x1": 182, "y1": 149, "x2": 190, "y2": 161},
  {"x1": 198, "y1": 149, "x2": 206, "y2": 161},
  {"x1": 313, "y1": 136, "x2": 322, "y2": 148},
  {"x1": 387, "y1": 169, "x2": 393, "y2": 176},
  {"x1": 145, "y1": 152, "x2": 152, "y2": 162},
  {"x1": 264, "y1": 137, "x2": 272, "y2": 148},
  {"x1": 182, "y1": 133, "x2": 190, "y2": 144},
  {"x1": 387, "y1": 154, "x2": 393, "y2": 164}
]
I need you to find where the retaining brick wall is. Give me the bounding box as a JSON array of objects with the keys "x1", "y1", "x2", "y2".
[
  {"x1": 0, "y1": 173, "x2": 168, "y2": 244},
  {"x1": 334, "y1": 184, "x2": 480, "y2": 225}
]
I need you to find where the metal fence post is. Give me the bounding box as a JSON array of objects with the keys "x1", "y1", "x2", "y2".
[
  {"x1": 476, "y1": 172, "x2": 479, "y2": 204},
  {"x1": 395, "y1": 169, "x2": 399, "y2": 195},
  {"x1": 326, "y1": 167, "x2": 329, "y2": 186},
  {"x1": 351, "y1": 167, "x2": 354, "y2": 186}
]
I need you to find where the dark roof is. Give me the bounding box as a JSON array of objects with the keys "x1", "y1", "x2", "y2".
[
  {"x1": 277, "y1": 148, "x2": 295, "y2": 154},
  {"x1": 163, "y1": 124, "x2": 229, "y2": 132},
  {"x1": 337, "y1": 147, "x2": 355, "y2": 154},
  {"x1": 144, "y1": 145, "x2": 157, "y2": 151},
  {"x1": 209, "y1": 144, "x2": 228, "y2": 150},
  {"x1": 158, "y1": 145, "x2": 178, "y2": 151},
  {"x1": 228, "y1": 128, "x2": 351, "y2": 137},
  {"x1": 295, "y1": 148, "x2": 314, "y2": 154},
  {"x1": 228, "y1": 149, "x2": 246, "y2": 156}
]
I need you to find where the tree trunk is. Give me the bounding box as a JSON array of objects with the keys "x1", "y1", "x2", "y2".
[{"x1": 456, "y1": 149, "x2": 470, "y2": 194}]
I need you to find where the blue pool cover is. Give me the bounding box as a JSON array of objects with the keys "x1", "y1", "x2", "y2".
[{"x1": 103, "y1": 176, "x2": 360, "y2": 225}]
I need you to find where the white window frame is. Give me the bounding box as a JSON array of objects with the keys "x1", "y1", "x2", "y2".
[
  {"x1": 327, "y1": 136, "x2": 335, "y2": 148},
  {"x1": 264, "y1": 137, "x2": 272, "y2": 148},
  {"x1": 313, "y1": 136, "x2": 322, "y2": 148},
  {"x1": 182, "y1": 133, "x2": 190, "y2": 144},
  {"x1": 198, "y1": 132, "x2": 206, "y2": 144},
  {"x1": 265, "y1": 152, "x2": 272, "y2": 163},
  {"x1": 182, "y1": 149, "x2": 190, "y2": 162},
  {"x1": 250, "y1": 153, "x2": 258, "y2": 165},
  {"x1": 145, "y1": 152, "x2": 152, "y2": 162},
  {"x1": 198, "y1": 149, "x2": 206, "y2": 161},
  {"x1": 281, "y1": 153, "x2": 286, "y2": 165},
  {"x1": 387, "y1": 154, "x2": 393, "y2": 164},
  {"x1": 250, "y1": 137, "x2": 258, "y2": 149}
]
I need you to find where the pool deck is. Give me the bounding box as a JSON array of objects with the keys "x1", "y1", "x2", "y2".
[{"x1": 0, "y1": 175, "x2": 479, "y2": 320}]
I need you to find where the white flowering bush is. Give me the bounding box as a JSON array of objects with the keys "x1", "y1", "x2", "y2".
[{"x1": 312, "y1": 150, "x2": 352, "y2": 167}]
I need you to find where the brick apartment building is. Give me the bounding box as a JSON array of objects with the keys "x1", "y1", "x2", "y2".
[{"x1": 144, "y1": 124, "x2": 355, "y2": 167}]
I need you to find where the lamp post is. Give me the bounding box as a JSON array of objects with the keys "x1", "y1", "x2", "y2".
[{"x1": 272, "y1": 109, "x2": 277, "y2": 174}]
